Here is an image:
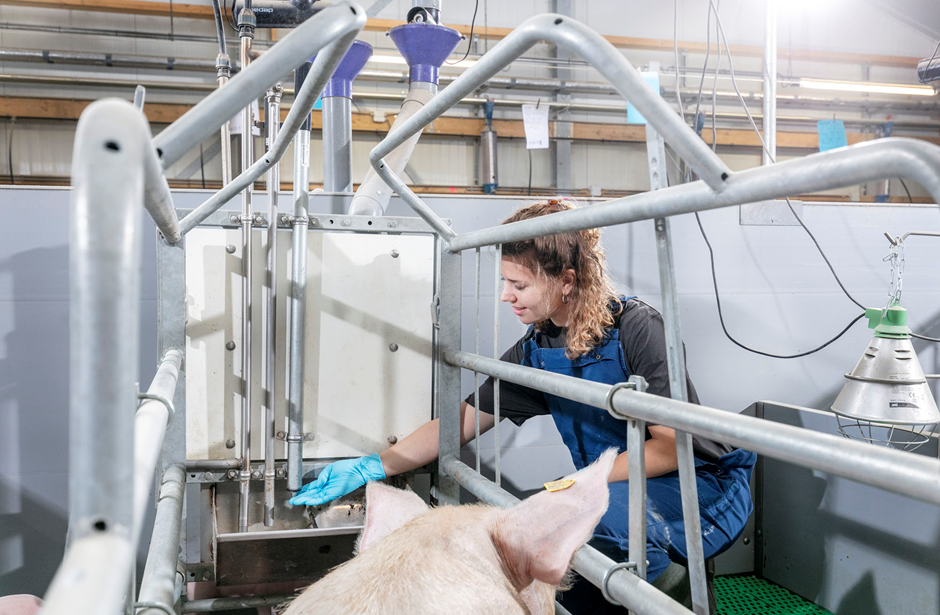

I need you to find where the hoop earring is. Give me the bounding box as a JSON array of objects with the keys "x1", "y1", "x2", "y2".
[{"x1": 561, "y1": 294, "x2": 569, "y2": 304}]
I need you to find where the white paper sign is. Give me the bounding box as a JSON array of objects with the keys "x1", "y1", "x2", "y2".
[
  {"x1": 230, "y1": 100, "x2": 261, "y2": 136},
  {"x1": 522, "y1": 104, "x2": 550, "y2": 149}
]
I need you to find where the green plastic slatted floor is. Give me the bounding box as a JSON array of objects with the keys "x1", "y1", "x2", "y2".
[{"x1": 715, "y1": 576, "x2": 833, "y2": 615}]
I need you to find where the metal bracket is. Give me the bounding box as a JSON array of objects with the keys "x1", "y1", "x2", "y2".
[
  {"x1": 430, "y1": 295, "x2": 441, "y2": 330},
  {"x1": 604, "y1": 375, "x2": 647, "y2": 420},
  {"x1": 138, "y1": 391, "x2": 175, "y2": 426},
  {"x1": 601, "y1": 561, "x2": 637, "y2": 605},
  {"x1": 277, "y1": 431, "x2": 315, "y2": 442}
]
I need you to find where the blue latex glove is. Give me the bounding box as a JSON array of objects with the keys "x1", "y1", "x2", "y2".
[{"x1": 288, "y1": 453, "x2": 386, "y2": 507}]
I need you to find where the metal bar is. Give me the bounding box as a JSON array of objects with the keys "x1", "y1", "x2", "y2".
[
  {"x1": 182, "y1": 594, "x2": 297, "y2": 612},
  {"x1": 133, "y1": 348, "x2": 184, "y2": 544},
  {"x1": 217, "y1": 48, "x2": 234, "y2": 186},
  {"x1": 444, "y1": 350, "x2": 940, "y2": 507},
  {"x1": 647, "y1": 119, "x2": 708, "y2": 613},
  {"x1": 69, "y1": 98, "x2": 146, "y2": 546},
  {"x1": 287, "y1": 126, "x2": 311, "y2": 493},
  {"x1": 447, "y1": 137, "x2": 940, "y2": 252},
  {"x1": 627, "y1": 417, "x2": 647, "y2": 583},
  {"x1": 441, "y1": 456, "x2": 691, "y2": 615},
  {"x1": 762, "y1": 0, "x2": 777, "y2": 167},
  {"x1": 137, "y1": 465, "x2": 186, "y2": 615},
  {"x1": 153, "y1": 1, "x2": 366, "y2": 168},
  {"x1": 141, "y1": 130, "x2": 183, "y2": 245},
  {"x1": 38, "y1": 532, "x2": 136, "y2": 615},
  {"x1": 368, "y1": 13, "x2": 730, "y2": 197},
  {"x1": 263, "y1": 84, "x2": 282, "y2": 527},
  {"x1": 133, "y1": 85, "x2": 146, "y2": 110},
  {"x1": 474, "y1": 247, "x2": 481, "y2": 473},
  {"x1": 178, "y1": 29, "x2": 362, "y2": 236},
  {"x1": 238, "y1": 25, "x2": 256, "y2": 535},
  {"x1": 323, "y1": 95, "x2": 353, "y2": 192},
  {"x1": 186, "y1": 459, "x2": 242, "y2": 471},
  {"x1": 493, "y1": 244, "x2": 502, "y2": 486},
  {"x1": 435, "y1": 240, "x2": 463, "y2": 505}
]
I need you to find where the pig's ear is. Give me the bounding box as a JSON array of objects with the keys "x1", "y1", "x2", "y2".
[
  {"x1": 491, "y1": 449, "x2": 616, "y2": 587},
  {"x1": 358, "y1": 482, "x2": 429, "y2": 553}
]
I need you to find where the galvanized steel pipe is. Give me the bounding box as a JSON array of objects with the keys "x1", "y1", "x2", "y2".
[
  {"x1": 445, "y1": 350, "x2": 940, "y2": 506},
  {"x1": 263, "y1": 84, "x2": 282, "y2": 527},
  {"x1": 178, "y1": 30, "x2": 363, "y2": 235},
  {"x1": 762, "y1": 0, "x2": 777, "y2": 166},
  {"x1": 287, "y1": 125, "x2": 310, "y2": 493},
  {"x1": 137, "y1": 464, "x2": 186, "y2": 615},
  {"x1": 154, "y1": 0, "x2": 366, "y2": 168},
  {"x1": 447, "y1": 137, "x2": 940, "y2": 252},
  {"x1": 368, "y1": 13, "x2": 731, "y2": 194},
  {"x1": 69, "y1": 98, "x2": 146, "y2": 545},
  {"x1": 133, "y1": 348, "x2": 184, "y2": 544}
]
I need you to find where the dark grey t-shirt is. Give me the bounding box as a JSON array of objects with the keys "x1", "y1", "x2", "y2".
[{"x1": 465, "y1": 298, "x2": 732, "y2": 463}]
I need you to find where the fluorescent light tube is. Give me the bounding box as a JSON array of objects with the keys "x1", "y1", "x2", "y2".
[{"x1": 799, "y1": 78, "x2": 936, "y2": 97}]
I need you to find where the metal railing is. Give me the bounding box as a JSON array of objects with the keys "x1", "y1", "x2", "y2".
[
  {"x1": 366, "y1": 11, "x2": 940, "y2": 615},
  {"x1": 42, "y1": 3, "x2": 368, "y2": 613}
]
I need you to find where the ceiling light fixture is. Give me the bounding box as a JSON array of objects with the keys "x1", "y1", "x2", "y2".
[{"x1": 799, "y1": 78, "x2": 936, "y2": 97}]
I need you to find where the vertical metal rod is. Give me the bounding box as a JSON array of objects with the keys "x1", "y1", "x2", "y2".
[
  {"x1": 237, "y1": 19, "x2": 256, "y2": 534},
  {"x1": 627, "y1": 416, "x2": 648, "y2": 585},
  {"x1": 217, "y1": 67, "x2": 233, "y2": 186},
  {"x1": 435, "y1": 239, "x2": 463, "y2": 505},
  {"x1": 286, "y1": 110, "x2": 311, "y2": 493},
  {"x1": 647, "y1": 120, "x2": 708, "y2": 614},
  {"x1": 323, "y1": 95, "x2": 354, "y2": 192},
  {"x1": 474, "y1": 247, "x2": 481, "y2": 473},
  {"x1": 262, "y1": 84, "x2": 282, "y2": 527},
  {"x1": 493, "y1": 244, "x2": 501, "y2": 486},
  {"x1": 762, "y1": 0, "x2": 777, "y2": 166}
]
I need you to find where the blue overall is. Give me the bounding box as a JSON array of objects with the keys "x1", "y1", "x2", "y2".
[{"x1": 521, "y1": 321, "x2": 756, "y2": 582}]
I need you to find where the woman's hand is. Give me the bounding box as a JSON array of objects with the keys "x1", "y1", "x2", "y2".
[{"x1": 288, "y1": 454, "x2": 386, "y2": 507}]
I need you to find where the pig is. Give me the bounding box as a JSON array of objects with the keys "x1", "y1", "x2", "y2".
[{"x1": 284, "y1": 450, "x2": 617, "y2": 615}]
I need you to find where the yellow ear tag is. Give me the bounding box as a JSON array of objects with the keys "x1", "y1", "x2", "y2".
[{"x1": 543, "y1": 479, "x2": 576, "y2": 492}]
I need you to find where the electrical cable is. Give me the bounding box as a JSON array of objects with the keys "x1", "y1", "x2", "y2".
[
  {"x1": 446, "y1": 0, "x2": 479, "y2": 65},
  {"x1": 677, "y1": 0, "x2": 873, "y2": 357},
  {"x1": 7, "y1": 117, "x2": 14, "y2": 185},
  {"x1": 228, "y1": 0, "x2": 238, "y2": 32},
  {"x1": 695, "y1": 211, "x2": 866, "y2": 358},
  {"x1": 899, "y1": 177, "x2": 914, "y2": 204}
]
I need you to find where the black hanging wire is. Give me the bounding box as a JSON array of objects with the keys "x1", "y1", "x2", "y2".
[
  {"x1": 446, "y1": 0, "x2": 480, "y2": 65},
  {"x1": 899, "y1": 178, "x2": 915, "y2": 204}
]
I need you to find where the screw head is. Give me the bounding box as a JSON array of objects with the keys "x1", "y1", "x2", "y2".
[
  {"x1": 277, "y1": 430, "x2": 286, "y2": 440},
  {"x1": 225, "y1": 341, "x2": 236, "y2": 351},
  {"x1": 203, "y1": 571, "x2": 212, "y2": 581},
  {"x1": 388, "y1": 343, "x2": 399, "y2": 352},
  {"x1": 225, "y1": 439, "x2": 236, "y2": 448},
  {"x1": 227, "y1": 469, "x2": 237, "y2": 479},
  {"x1": 387, "y1": 435, "x2": 398, "y2": 445},
  {"x1": 226, "y1": 244, "x2": 236, "y2": 254},
  {"x1": 390, "y1": 249, "x2": 400, "y2": 258},
  {"x1": 230, "y1": 215, "x2": 239, "y2": 224},
  {"x1": 276, "y1": 468, "x2": 286, "y2": 478},
  {"x1": 251, "y1": 470, "x2": 262, "y2": 479},
  {"x1": 280, "y1": 215, "x2": 290, "y2": 225},
  {"x1": 304, "y1": 433, "x2": 316, "y2": 441},
  {"x1": 254, "y1": 215, "x2": 264, "y2": 225},
  {"x1": 341, "y1": 218, "x2": 352, "y2": 227},
  {"x1": 387, "y1": 220, "x2": 398, "y2": 228},
  {"x1": 743, "y1": 537, "x2": 751, "y2": 545},
  {"x1": 203, "y1": 472, "x2": 212, "y2": 480}
]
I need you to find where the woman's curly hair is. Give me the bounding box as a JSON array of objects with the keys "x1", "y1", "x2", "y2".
[{"x1": 502, "y1": 200, "x2": 622, "y2": 359}]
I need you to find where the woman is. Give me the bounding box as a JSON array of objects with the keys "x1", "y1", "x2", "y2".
[{"x1": 290, "y1": 201, "x2": 755, "y2": 612}]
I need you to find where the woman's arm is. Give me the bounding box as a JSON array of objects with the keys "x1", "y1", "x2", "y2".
[
  {"x1": 379, "y1": 402, "x2": 497, "y2": 477},
  {"x1": 606, "y1": 425, "x2": 679, "y2": 483}
]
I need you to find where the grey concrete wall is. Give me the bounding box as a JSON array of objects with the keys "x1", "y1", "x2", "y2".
[{"x1": 2, "y1": 186, "x2": 939, "y2": 608}]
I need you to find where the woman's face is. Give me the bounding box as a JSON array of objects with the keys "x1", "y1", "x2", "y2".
[{"x1": 500, "y1": 257, "x2": 572, "y2": 326}]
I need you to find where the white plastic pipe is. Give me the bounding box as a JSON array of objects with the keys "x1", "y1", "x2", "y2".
[{"x1": 347, "y1": 83, "x2": 435, "y2": 215}]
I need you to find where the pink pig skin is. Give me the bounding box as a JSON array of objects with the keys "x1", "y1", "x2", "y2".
[{"x1": 285, "y1": 450, "x2": 617, "y2": 615}]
